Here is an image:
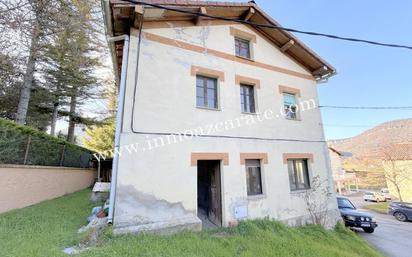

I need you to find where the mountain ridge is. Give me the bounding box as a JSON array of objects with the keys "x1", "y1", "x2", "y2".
[
  {"x1": 328, "y1": 118, "x2": 412, "y2": 159},
  {"x1": 328, "y1": 118, "x2": 412, "y2": 188}
]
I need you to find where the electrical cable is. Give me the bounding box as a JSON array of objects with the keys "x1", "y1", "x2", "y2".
[
  {"x1": 124, "y1": 0, "x2": 412, "y2": 51},
  {"x1": 124, "y1": 1, "x2": 410, "y2": 144},
  {"x1": 319, "y1": 105, "x2": 412, "y2": 110},
  {"x1": 322, "y1": 124, "x2": 375, "y2": 128},
  {"x1": 131, "y1": 130, "x2": 327, "y2": 143},
  {"x1": 130, "y1": 6, "x2": 145, "y2": 136},
  {"x1": 128, "y1": 16, "x2": 327, "y2": 143}
]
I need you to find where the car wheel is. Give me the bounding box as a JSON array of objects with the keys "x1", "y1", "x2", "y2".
[
  {"x1": 363, "y1": 227, "x2": 374, "y2": 233},
  {"x1": 394, "y1": 212, "x2": 407, "y2": 222}
]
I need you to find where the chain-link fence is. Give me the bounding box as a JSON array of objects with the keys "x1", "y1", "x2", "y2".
[{"x1": 0, "y1": 119, "x2": 93, "y2": 168}]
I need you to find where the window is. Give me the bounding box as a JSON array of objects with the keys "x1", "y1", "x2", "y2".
[
  {"x1": 287, "y1": 159, "x2": 310, "y2": 191},
  {"x1": 283, "y1": 93, "x2": 298, "y2": 119},
  {"x1": 240, "y1": 84, "x2": 255, "y2": 113},
  {"x1": 196, "y1": 75, "x2": 218, "y2": 109},
  {"x1": 337, "y1": 198, "x2": 355, "y2": 210},
  {"x1": 235, "y1": 37, "x2": 251, "y2": 59},
  {"x1": 245, "y1": 159, "x2": 263, "y2": 196}
]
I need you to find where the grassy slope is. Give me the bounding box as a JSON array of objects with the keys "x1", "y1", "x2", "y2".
[
  {"x1": 0, "y1": 190, "x2": 93, "y2": 257},
  {"x1": 0, "y1": 190, "x2": 384, "y2": 257},
  {"x1": 364, "y1": 202, "x2": 389, "y2": 214}
]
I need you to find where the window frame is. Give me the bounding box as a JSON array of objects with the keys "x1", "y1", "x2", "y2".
[
  {"x1": 287, "y1": 159, "x2": 311, "y2": 191},
  {"x1": 283, "y1": 92, "x2": 299, "y2": 120},
  {"x1": 196, "y1": 75, "x2": 219, "y2": 110},
  {"x1": 235, "y1": 37, "x2": 252, "y2": 59},
  {"x1": 245, "y1": 159, "x2": 263, "y2": 196},
  {"x1": 240, "y1": 83, "x2": 256, "y2": 114}
]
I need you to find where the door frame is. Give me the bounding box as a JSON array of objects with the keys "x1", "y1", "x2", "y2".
[{"x1": 196, "y1": 159, "x2": 223, "y2": 227}]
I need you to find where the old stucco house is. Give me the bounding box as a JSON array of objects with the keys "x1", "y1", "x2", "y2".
[
  {"x1": 102, "y1": 0, "x2": 340, "y2": 234},
  {"x1": 328, "y1": 147, "x2": 358, "y2": 195},
  {"x1": 381, "y1": 144, "x2": 412, "y2": 202}
]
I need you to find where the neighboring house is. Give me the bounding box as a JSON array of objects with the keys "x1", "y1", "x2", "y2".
[
  {"x1": 328, "y1": 147, "x2": 358, "y2": 195},
  {"x1": 103, "y1": 0, "x2": 340, "y2": 234},
  {"x1": 381, "y1": 144, "x2": 412, "y2": 202}
]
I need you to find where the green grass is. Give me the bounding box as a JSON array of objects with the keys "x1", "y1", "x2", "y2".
[
  {"x1": 0, "y1": 190, "x2": 384, "y2": 257},
  {"x1": 364, "y1": 202, "x2": 389, "y2": 214}
]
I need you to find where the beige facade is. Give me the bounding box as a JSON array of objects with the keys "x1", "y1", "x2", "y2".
[
  {"x1": 328, "y1": 147, "x2": 358, "y2": 195},
  {"x1": 383, "y1": 160, "x2": 412, "y2": 202},
  {"x1": 0, "y1": 165, "x2": 96, "y2": 213},
  {"x1": 109, "y1": 19, "x2": 340, "y2": 234}
]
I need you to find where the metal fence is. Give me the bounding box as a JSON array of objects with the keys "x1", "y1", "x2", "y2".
[{"x1": 0, "y1": 127, "x2": 93, "y2": 168}]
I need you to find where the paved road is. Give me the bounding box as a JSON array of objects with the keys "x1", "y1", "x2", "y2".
[{"x1": 345, "y1": 194, "x2": 412, "y2": 257}]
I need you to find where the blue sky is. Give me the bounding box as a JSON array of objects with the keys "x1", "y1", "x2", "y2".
[{"x1": 254, "y1": 0, "x2": 412, "y2": 140}]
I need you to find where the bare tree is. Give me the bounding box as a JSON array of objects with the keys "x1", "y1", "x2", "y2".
[
  {"x1": 303, "y1": 175, "x2": 333, "y2": 226},
  {"x1": 381, "y1": 145, "x2": 412, "y2": 202}
]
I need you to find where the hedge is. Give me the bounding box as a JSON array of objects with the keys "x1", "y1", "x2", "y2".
[{"x1": 0, "y1": 118, "x2": 93, "y2": 168}]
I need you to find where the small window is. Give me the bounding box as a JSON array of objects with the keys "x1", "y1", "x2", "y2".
[
  {"x1": 246, "y1": 159, "x2": 262, "y2": 196},
  {"x1": 235, "y1": 37, "x2": 251, "y2": 59},
  {"x1": 196, "y1": 75, "x2": 218, "y2": 109},
  {"x1": 287, "y1": 159, "x2": 310, "y2": 191},
  {"x1": 240, "y1": 84, "x2": 255, "y2": 113},
  {"x1": 283, "y1": 93, "x2": 298, "y2": 119}
]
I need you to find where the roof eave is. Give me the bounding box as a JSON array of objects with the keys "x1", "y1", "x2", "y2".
[
  {"x1": 102, "y1": 0, "x2": 121, "y2": 84},
  {"x1": 251, "y1": 5, "x2": 336, "y2": 78},
  {"x1": 107, "y1": 0, "x2": 337, "y2": 79}
]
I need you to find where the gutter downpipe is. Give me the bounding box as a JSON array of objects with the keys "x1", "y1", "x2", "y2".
[{"x1": 107, "y1": 34, "x2": 129, "y2": 224}]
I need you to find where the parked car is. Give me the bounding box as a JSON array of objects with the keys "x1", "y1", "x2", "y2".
[
  {"x1": 337, "y1": 196, "x2": 378, "y2": 233},
  {"x1": 380, "y1": 188, "x2": 391, "y2": 200},
  {"x1": 363, "y1": 192, "x2": 386, "y2": 202},
  {"x1": 388, "y1": 202, "x2": 412, "y2": 222}
]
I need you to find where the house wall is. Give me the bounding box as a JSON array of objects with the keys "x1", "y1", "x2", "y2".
[
  {"x1": 329, "y1": 150, "x2": 344, "y2": 178},
  {"x1": 113, "y1": 22, "x2": 339, "y2": 233},
  {"x1": 384, "y1": 160, "x2": 412, "y2": 202},
  {"x1": 0, "y1": 165, "x2": 96, "y2": 213}
]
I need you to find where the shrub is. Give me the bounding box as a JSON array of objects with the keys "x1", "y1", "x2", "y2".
[{"x1": 0, "y1": 118, "x2": 93, "y2": 167}]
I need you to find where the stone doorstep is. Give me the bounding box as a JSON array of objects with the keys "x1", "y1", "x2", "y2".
[{"x1": 113, "y1": 216, "x2": 202, "y2": 235}]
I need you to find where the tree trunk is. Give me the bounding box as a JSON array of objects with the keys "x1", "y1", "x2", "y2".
[
  {"x1": 50, "y1": 102, "x2": 59, "y2": 136},
  {"x1": 394, "y1": 184, "x2": 403, "y2": 202},
  {"x1": 50, "y1": 82, "x2": 61, "y2": 136},
  {"x1": 15, "y1": 21, "x2": 40, "y2": 124},
  {"x1": 67, "y1": 94, "x2": 77, "y2": 143}
]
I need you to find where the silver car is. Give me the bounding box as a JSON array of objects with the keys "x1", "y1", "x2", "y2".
[
  {"x1": 363, "y1": 192, "x2": 386, "y2": 202},
  {"x1": 380, "y1": 188, "x2": 391, "y2": 200}
]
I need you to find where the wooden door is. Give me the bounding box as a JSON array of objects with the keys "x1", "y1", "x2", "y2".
[{"x1": 208, "y1": 161, "x2": 222, "y2": 226}]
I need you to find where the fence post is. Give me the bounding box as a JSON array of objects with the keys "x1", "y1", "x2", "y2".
[
  {"x1": 59, "y1": 145, "x2": 66, "y2": 166},
  {"x1": 23, "y1": 135, "x2": 31, "y2": 165}
]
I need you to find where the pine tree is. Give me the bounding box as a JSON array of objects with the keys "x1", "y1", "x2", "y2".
[
  {"x1": 41, "y1": 0, "x2": 101, "y2": 141},
  {"x1": 83, "y1": 117, "x2": 115, "y2": 155},
  {"x1": 82, "y1": 80, "x2": 116, "y2": 154},
  {"x1": 1, "y1": 0, "x2": 109, "y2": 138}
]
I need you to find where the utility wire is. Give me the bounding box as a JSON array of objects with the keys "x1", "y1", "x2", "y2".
[
  {"x1": 125, "y1": 0, "x2": 412, "y2": 51},
  {"x1": 322, "y1": 124, "x2": 375, "y2": 128},
  {"x1": 119, "y1": 0, "x2": 410, "y2": 143},
  {"x1": 319, "y1": 105, "x2": 412, "y2": 110}
]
